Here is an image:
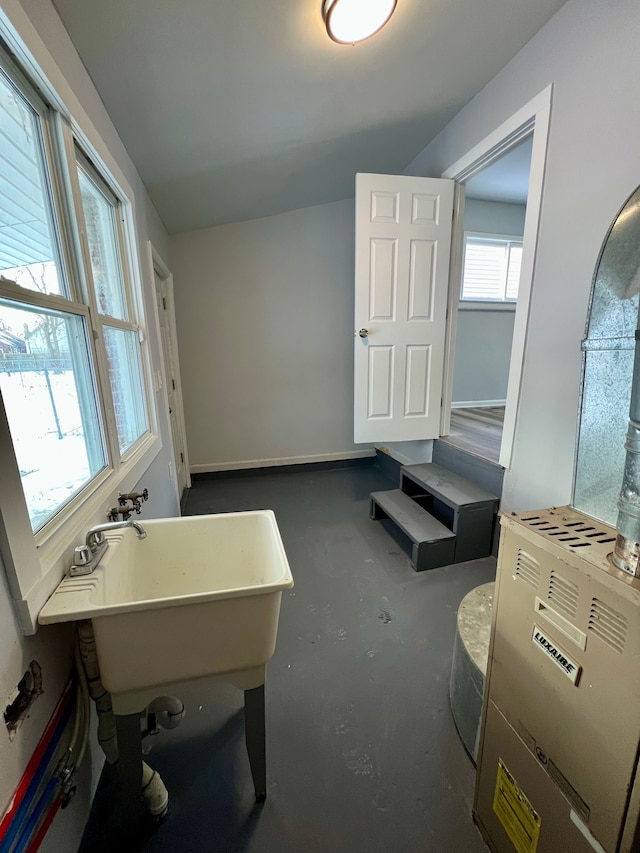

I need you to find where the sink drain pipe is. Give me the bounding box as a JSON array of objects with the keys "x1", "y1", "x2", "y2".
[
  {"x1": 147, "y1": 695, "x2": 185, "y2": 731},
  {"x1": 77, "y1": 621, "x2": 179, "y2": 819}
]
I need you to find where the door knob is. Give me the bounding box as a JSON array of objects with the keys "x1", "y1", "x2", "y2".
[{"x1": 358, "y1": 329, "x2": 368, "y2": 338}]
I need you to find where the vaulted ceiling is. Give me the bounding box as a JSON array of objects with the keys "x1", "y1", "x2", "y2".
[{"x1": 52, "y1": 0, "x2": 566, "y2": 233}]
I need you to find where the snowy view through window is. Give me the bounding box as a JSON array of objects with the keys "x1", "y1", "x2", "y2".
[
  {"x1": 0, "y1": 68, "x2": 150, "y2": 534},
  {"x1": 0, "y1": 265, "x2": 105, "y2": 531},
  {"x1": 0, "y1": 66, "x2": 108, "y2": 532}
]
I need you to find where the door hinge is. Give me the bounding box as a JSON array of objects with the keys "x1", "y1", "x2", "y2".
[
  {"x1": 171, "y1": 378, "x2": 176, "y2": 390},
  {"x1": 180, "y1": 451, "x2": 184, "y2": 463},
  {"x1": 162, "y1": 297, "x2": 167, "y2": 310}
]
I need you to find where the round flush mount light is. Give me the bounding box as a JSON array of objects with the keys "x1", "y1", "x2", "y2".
[{"x1": 322, "y1": 0, "x2": 398, "y2": 45}]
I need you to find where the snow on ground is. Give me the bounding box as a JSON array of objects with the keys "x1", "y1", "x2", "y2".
[{"x1": 0, "y1": 369, "x2": 99, "y2": 530}]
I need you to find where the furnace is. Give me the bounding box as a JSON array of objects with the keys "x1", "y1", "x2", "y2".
[{"x1": 474, "y1": 506, "x2": 640, "y2": 853}]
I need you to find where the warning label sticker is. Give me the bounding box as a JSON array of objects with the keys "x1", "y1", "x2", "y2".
[{"x1": 492, "y1": 758, "x2": 541, "y2": 853}]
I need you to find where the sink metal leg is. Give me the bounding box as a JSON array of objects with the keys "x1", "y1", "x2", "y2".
[
  {"x1": 244, "y1": 684, "x2": 266, "y2": 802},
  {"x1": 115, "y1": 711, "x2": 144, "y2": 833}
]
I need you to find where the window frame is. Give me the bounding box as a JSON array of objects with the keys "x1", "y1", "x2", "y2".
[
  {"x1": 459, "y1": 231, "x2": 523, "y2": 310},
  {"x1": 72, "y1": 149, "x2": 150, "y2": 458},
  {"x1": 0, "y1": 42, "x2": 161, "y2": 634}
]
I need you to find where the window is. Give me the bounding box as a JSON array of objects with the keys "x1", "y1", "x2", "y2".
[
  {"x1": 0, "y1": 44, "x2": 155, "y2": 586},
  {"x1": 0, "y1": 301, "x2": 105, "y2": 531},
  {"x1": 76, "y1": 158, "x2": 148, "y2": 454},
  {"x1": 0, "y1": 64, "x2": 109, "y2": 534},
  {"x1": 461, "y1": 233, "x2": 523, "y2": 302}
]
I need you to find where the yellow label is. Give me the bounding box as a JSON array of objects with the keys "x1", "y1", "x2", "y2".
[{"x1": 492, "y1": 758, "x2": 541, "y2": 853}]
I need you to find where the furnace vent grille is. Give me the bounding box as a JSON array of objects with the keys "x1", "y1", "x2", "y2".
[
  {"x1": 515, "y1": 549, "x2": 540, "y2": 589},
  {"x1": 548, "y1": 570, "x2": 579, "y2": 617},
  {"x1": 588, "y1": 598, "x2": 627, "y2": 653},
  {"x1": 517, "y1": 512, "x2": 616, "y2": 549}
]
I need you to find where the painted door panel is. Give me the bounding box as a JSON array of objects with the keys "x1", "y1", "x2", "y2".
[{"x1": 354, "y1": 174, "x2": 454, "y2": 443}]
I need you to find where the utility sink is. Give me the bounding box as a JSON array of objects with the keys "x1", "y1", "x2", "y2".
[{"x1": 39, "y1": 511, "x2": 294, "y2": 696}]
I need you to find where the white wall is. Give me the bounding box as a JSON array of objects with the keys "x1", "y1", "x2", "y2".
[
  {"x1": 452, "y1": 199, "x2": 525, "y2": 404},
  {"x1": 0, "y1": 2, "x2": 178, "y2": 850},
  {"x1": 403, "y1": 0, "x2": 640, "y2": 511},
  {"x1": 171, "y1": 199, "x2": 371, "y2": 471}
]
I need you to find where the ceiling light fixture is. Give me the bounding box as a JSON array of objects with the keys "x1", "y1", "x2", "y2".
[{"x1": 322, "y1": 0, "x2": 397, "y2": 45}]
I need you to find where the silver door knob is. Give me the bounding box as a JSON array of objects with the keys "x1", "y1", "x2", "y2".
[{"x1": 358, "y1": 329, "x2": 368, "y2": 338}]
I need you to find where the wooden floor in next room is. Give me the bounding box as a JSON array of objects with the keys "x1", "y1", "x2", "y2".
[
  {"x1": 80, "y1": 460, "x2": 495, "y2": 853},
  {"x1": 439, "y1": 407, "x2": 505, "y2": 465}
]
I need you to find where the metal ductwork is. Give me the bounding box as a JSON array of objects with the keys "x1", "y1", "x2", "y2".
[
  {"x1": 614, "y1": 314, "x2": 640, "y2": 574},
  {"x1": 573, "y1": 184, "x2": 640, "y2": 574},
  {"x1": 611, "y1": 188, "x2": 640, "y2": 574}
]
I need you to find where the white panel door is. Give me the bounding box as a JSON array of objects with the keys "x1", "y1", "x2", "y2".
[
  {"x1": 354, "y1": 174, "x2": 454, "y2": 443},
  {"x1": 154, "y1": 272, "x2": 188, "y2": 494}
]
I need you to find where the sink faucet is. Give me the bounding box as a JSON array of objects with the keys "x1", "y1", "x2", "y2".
[
  {"x1": 86, "y1": 519, "x2": 146, "y2": 550},
  {"x1": 70, "y1": 519, "x2": 146, "y2": 577}
]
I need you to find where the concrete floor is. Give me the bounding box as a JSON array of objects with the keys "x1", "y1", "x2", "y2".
[{"x1": 80, "y1": 462, "x2": 494, "y2": 852}]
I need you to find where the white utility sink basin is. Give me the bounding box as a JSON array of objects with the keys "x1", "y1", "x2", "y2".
[{"x1": 39, "y1": 511, "x2": 293, "y2": 697}]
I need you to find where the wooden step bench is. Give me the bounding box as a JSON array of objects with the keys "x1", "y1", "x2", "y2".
[
  {"x1": 370, "y1": 489, "x2": 456, "y2": 572},
  {"x1": 400, "y1": 463, "x2": 498, "y2": 563}
]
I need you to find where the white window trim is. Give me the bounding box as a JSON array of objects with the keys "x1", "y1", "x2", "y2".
[
  {"x1": 458, "y1": 301, "x2": 517, "y2": 312},
  {"x1": 459, "y1": 231, "x2": 523, "y2": 308},
  {"x1": 0, "y1": 26, "x2": 162, "y2": 635}
]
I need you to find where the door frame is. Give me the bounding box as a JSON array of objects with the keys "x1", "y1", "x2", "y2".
[
  {"x1": 147, "y1": 241, "x2": 191, "y2": 502},
  {"x1": 439, "y1": 84, "x2": 552, "y2": 469}
]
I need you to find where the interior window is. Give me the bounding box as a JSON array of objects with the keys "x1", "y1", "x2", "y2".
[{"x1": 461, "y1": 234, "x2": 523, "y2": 302}]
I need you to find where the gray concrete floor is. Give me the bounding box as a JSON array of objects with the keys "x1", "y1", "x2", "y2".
[{"x1": 80, "y1": 462, "x2": 494, "y2": 852}]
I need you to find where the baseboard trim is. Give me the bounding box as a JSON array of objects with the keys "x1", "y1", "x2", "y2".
[
  {"x1": 451, "y1": 400, "x2": 506, "y2": 409},
  {"x1": 375, "y1": 445, "x2": 423, "y2": 466},
  {"x1": 190, "y1": 449, "x2": 376, "y2": 475}
]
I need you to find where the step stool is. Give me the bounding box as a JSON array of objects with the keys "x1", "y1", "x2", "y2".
[
  {"x1": 370, "y1": 462, "x2": 498, "y2": 572},
  {"x1": 370, "y1": 489, "x2": 456, "y2": 571}
]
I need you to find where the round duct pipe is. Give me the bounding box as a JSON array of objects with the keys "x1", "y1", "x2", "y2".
[{"x1": 598, "y1": 186, "x2": 640, "y2": 574}]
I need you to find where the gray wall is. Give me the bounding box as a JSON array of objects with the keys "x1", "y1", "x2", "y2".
[
  {"x1": 453, "y1": 310, "x2": 515, "y2": 404},
  {"x1": 404, "y1": 0, "x2": 640, "y2": 512},
  {"x1": 464, "y1": 198, "x2": 526, "y2": 236},
  {"x1": 452, "y1": 199, "x2": 525, "y2": 405},
  {"x1": 170, "y1": 199, "x2": 371, "y2": 471},
  {"x1": 0, "y1": 2, "x2": 178, "y2": 850}
]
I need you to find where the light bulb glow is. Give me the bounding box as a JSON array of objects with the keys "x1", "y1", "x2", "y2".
[{"x1": 323, "y1": 0, "x2": 397, "y2": 45}]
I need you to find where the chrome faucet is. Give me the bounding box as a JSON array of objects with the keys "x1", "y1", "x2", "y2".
[{"x1": 69, "y1": 519, "x2": 146, "y2": 577}]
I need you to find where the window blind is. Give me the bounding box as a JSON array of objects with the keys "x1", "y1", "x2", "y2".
[{"x1": 461, "y1": 236, "x2": 522, "y2": 301}]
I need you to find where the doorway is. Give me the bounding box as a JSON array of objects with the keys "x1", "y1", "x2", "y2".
[
  {"x1": 441, "y1": 136, "x2": 533, "y2": 464},
  {"x1": 439, "y1": 85, "x2": 552, "y2": 470},
  {"x1": 149, "y1": 244, "x2": 190, "y2": 503}
]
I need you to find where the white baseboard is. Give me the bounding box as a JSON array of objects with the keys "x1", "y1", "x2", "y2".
[
  {"x1": 451, "y1": 399, "x2": 506, "y2": 409},
  {"x1": 190, "y1": 448, "x2": 376, "y2": 474}
]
